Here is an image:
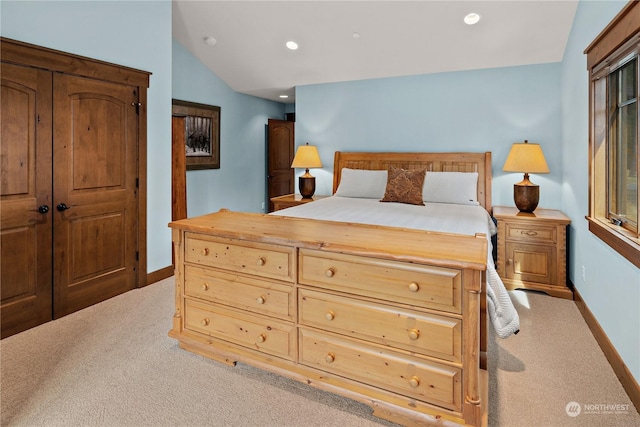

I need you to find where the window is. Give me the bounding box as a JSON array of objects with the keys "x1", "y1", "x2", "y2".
[
  {"x1": 608, "y1": 53, "x2": 638, "y2": 232},
  {"x1": 586, "y1": 1, "x2": 640, "y2": 268}
]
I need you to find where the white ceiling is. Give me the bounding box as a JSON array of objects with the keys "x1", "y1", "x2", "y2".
[{"x1": 172, "y1": 1, "x2": 578, "y2": 104}]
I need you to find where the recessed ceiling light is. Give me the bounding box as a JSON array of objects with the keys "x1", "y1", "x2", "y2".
[
  {"x1": 352, "y1": 32, "x2": 360, "y2": 39},
  {"x1": 204, "y1": 36, "x2": 217, "y2": 46},
  {"x1": 464, "y1": 13, "x2": 481, "y2": 25},
  {"x1": 279, "y1": 95, "x2": 289, "y2": 99},
  {"x1": 286, "y1": 41, "x2": 298, "y2": 50}
]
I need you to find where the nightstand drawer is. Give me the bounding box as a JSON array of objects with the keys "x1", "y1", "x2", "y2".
[
  {"x1": 299, "y1": 249, "x2": 462, "y2": 314},
  {"x1": 299, "y1": 328, "x2": 462, "y2": 411},
  {"x1": 299, "y1": 288, "x2": 462, "y2": 362},
  {"x1": 505, "y1": 223, "x2": 556, "y2": 243},
  {"x1": 505, "y1": 242, "x2": 556, "y2": 285},
  {"x1": 185, "y1": 233, "x2": 294, "y2": 282}
]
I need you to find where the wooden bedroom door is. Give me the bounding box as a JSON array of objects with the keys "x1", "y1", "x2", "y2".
[
  {"x1": 51, "y1": 73, "x2": 140, "y2": 318},
  {"x1": 0, "y1": 62, "x2": 54, "y2": 338},
  {"x1": 266, "y1": 119, "x2": 294, "y2": 212}
]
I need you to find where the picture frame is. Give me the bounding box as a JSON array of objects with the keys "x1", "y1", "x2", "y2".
[{"x1": 172, "y1": 99, "x2": 221, "y2": 170}]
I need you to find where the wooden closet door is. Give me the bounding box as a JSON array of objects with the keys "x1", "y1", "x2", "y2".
[
  {"x1": 0, "y1": 63, "x2": 53, "y2": 338},
  {"x1": 52, "y1": 74, "x2": 139, "y2": 317}
]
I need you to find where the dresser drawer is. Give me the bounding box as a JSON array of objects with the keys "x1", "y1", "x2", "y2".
[
  {"x1": 185, "y1": 266, "x2": 295, "y2": 321},
  {"x1": 185, "y1": 299, "x2": 296, "y2": 361},
  {"x1": 299, "y1": 328, "x2": 462, "y2": 411},
  {"x1": 505, "y1": 222, "x2": 557, "y2": 244},
  {"x1": 299, "y1": 289, "x2": 461, "y2": 362},
  {"x1": 299, "y1": 249, "x2": 462, "y2": 314},
  {"x1": 185, "y1": 233, "x2": 294, "y2": 282}
]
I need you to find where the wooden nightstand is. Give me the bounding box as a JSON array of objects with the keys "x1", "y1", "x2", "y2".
[
  {"x1": 270, "y1": 194, "x2": 328, "y2": 212},
  {"x1": 493, "y1": 206, "x2": 572, "y2": 299}
]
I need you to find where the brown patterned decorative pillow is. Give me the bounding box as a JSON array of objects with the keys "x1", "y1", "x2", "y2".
[{"x1": 380, "y1": 166, "x2": 426, "y2": 206}]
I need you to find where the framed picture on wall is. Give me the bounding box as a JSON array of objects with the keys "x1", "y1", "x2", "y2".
[{"x1": 172, "y1": 99, "x2": 221, "y2": 170}]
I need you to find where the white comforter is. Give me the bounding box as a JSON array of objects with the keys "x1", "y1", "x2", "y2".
[{"x1": 275, "y1": 196, "x2": 520, "y2": 338}]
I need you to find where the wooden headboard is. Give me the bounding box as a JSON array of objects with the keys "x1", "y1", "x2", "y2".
[{"x1": 332, "y1": 151, "x2": 492, "y2": 212}]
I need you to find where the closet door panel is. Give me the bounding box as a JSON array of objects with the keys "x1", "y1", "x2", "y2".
[
  {"x1": 53, "y1": 74, "x2": 139, "y2": 317},
  {"x1": 0, "y1": 63, "x2": 53, "y2": 338}
]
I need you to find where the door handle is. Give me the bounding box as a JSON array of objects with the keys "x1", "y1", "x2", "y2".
[
  {"x1": 31, "y1": 205, "x2": 50, "y2": 214},
  {"x1": 56, "y1": 203, "x2": 72, "y2": 212}
]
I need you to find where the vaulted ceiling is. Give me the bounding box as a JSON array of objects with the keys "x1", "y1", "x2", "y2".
[{"x1": 172, "y1": 1, "x2": 579, "y2": 103}]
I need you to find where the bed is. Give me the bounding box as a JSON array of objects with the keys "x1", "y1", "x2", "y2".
[
  {"x1": 281, "y1": 152, "x2": 519, "y2": 340},
  {"x1": 169, "y1": 151, "x2": 519, "y2": 427}
]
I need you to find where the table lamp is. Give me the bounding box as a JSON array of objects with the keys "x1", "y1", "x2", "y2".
[
  {"x1": 503, "y1": 140, "x2": 549, "y2": 213},
  {"x1": 291, "y1": 143, "x2": 322, "y2": 198}
]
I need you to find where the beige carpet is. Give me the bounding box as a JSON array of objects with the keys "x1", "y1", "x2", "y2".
[{"x1": 1, "y1": 277, "x2": 637, "y2": 427}]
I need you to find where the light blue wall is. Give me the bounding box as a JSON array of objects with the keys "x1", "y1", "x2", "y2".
[
  {"x1": 285, "y1": 103, "x2": 296, "y2": 115},
  {"x1": 172, "y1": 40, "x2": 286, "y2": 216},
  {"x1": 561, "y1": 0, "x2": 639, "y2": 382},
  {"x1": 0, "y1": 1, "x2": 173, "y2": 274},
  {"x1": 295, "y1": 64, "x2": 563, "y2": 206}
]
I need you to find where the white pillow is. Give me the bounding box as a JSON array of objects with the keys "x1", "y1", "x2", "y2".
[
  {"x1": 334, "y1": 168, "x2": 388, "y2": 199},
  {"x1": 422, "y1": 172, "x2": 479, "y2": 205}
]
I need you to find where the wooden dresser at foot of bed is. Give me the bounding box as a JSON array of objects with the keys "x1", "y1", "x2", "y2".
[{"x1": 169, "y1": 210, "x2": 488, "y2": 427}]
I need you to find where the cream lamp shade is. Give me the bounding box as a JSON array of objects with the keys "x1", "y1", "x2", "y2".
[
  {"x1": 291, "y1": 143, "x2": 322, "y2": 198},
  {"x1": 291, "y1": 144, "x2": 322, "y2": 169},
  {"x1": 503, "y1": 140, "x2": 550, "y2": 174},
  {"x1": 503, "y1": 140, "x2": 549, "y2": 212}
]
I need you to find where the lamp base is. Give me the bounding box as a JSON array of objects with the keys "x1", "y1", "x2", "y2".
[
  {"x1": 513, "y1": 174, "x2": 539, "y2": 212},
  {"x1": 299, "y1": 175, "x2": 316, "y2": 199}
]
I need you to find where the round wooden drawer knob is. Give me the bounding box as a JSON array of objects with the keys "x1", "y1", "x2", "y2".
[
  {"x1": 408, "y1": 282, "x2": 419, "y2": 292},
  {"x1": 256, "y1": 296, "x2": 266, "y2": 305},
  {"x1": 325, "y1": 311, "x2": 335, "y2": 321},
  {"x1": 256, "y1": 334, "x2": 266, "y2": 343},
  {"x1": 201, "y1": 282, "x2": 209, "y2": 291},
  {"x1": 409, "y1": 376, "x2": 420, "y2": 388},
  {"x1": 201, "y1": 318, "x2": 210, "y2": 327},
  {"x1": 507, "y1": 259, "x2": 513, "y2": 265},
  {"x1": 257, "y1": 257, "x2": 266, "y2": 266},
  {"x1": 408, "y1": 329, "x2": 420, "y2": 340},
  {"x1": 325, "y1": 268, "x2": 335, "y2": 278},
  {"x1": 201, "y1": 247, "x2": 209, "y2": 256},
  {"x1": 325, "y1": 353, "x2": 335, "y2": 363}
]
